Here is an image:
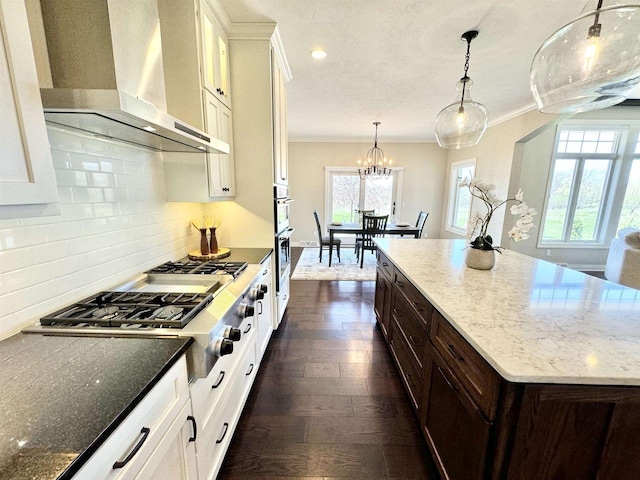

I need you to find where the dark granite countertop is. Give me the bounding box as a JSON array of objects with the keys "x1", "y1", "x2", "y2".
[
  {"x1": 181, "y1": 247, "x2": 273, "y2": 265},
  {"x1": 0, "y1": 333, "x2": 192, "y2": 480}
]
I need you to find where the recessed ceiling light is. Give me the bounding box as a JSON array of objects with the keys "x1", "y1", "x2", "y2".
[{"x1": 310, "y1": 49, "x2": 327, "y2": 60}]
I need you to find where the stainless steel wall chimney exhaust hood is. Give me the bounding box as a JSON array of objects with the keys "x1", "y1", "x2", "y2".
[{"x1": 38, "y1": 0, "x2": 228, "y2": 154}]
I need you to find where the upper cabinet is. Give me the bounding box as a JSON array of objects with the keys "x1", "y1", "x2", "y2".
[
  {"x1": 272, "y1": 51, "x2": 288, "y2": 185},
  {"x1": 158, "y1": 0, "x2": 235, "y2": 201},
  {"x1": 201, "y1": 1, "x2": 231, "y2": 108},
  {"x1": 0, "y1": 0, "x2": 57, "y2": 206}
]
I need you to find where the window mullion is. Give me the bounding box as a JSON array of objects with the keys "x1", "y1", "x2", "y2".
[{"x1": 564, "y1": 157, "x2": 584, "y2": 242}]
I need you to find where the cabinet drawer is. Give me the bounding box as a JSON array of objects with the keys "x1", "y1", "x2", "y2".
[
  {"x1": 196, "y1": 336, "x2": 257, "y2": 480},
  {"x1": 377, "y1": 251, "x2": 394, "y2": 280},
  {"x1": 423, "y1": 350, "x2": 491, "y2": 480},
  {"x1": 393, "y1": 269, "x2": 432, "y2": 332},
  {"x1": 391, "y1": 294, "x2": 427, "y2": 373},
  {"x1": 389, "y1": 318, "x2": 424, "y2": 412},
  {"x1": 75, "y1": 356, "x2": 189, "y2": 479},
  {"x1": 430, "y1": 311, "x2": 500, "y2": 419}
]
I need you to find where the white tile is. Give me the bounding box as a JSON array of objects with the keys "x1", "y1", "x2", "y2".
[
  {"x1": 100, "y1": 158, "x2": 125, "y2": 174},
  {"x1": 46, "y1": 222, "x2": 81, "y2": 242},
  {"x1": 56, "y1": 187, "x2": 75, "y2": 204},
  {"x1": 0, "y1": 249, "x2": 29, "y2": 274},
  {"x1": 83, "y1": 137, "x2": 113, "y2": 156},
  {"x1": 26, "y1": 242, "x2": 68, "y2": 265},
  {"x1": 59, "y1": 204, "x2": 94, "y2": 221},
  {"x1": 69, "y1": 152, "x2": 101, "y2": 171},
  {"x1": 93, "y1": 203, "x2": 120, "y2": 218},
  {"x1": 0, "y1": 225, "x2": 46, "y2": 250},
  {"x1": 73, "y1": 187, "x2": 104, "y2": 203},
  {"x1": 88, "y1": 172, "x2": 114, "y2": 188},
  {"x1": 55, "y1": 169, "x2": 88, "y2": 187},
  {"x1": 46, "y1": 127, "x2": 84, "y2": 152},
  {"x1": 50, "y1": 149, "x2": 71, "y2": 169}
]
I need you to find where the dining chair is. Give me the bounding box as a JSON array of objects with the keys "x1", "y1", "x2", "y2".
[
  {"x1": 354, "y1": 209, "x2": 375, "y2": 254},
  {"x1": 355, "y1": 214, "x2": 388, "y2": 268},
  {"x1": 313, "y1": 210, "x2": 341, "y2": 263},
  {"x1": 416, "y1": 211, "x2": 429, "y2": 238}
]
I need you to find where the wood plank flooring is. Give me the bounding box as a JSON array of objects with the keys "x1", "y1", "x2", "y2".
[{"x1": 218, "y1": 248, "x2": 438, "y2": 479}]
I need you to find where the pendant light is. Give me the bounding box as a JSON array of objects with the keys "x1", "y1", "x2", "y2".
[
  {"x1": 530, "y1": 0, "x2": 640, "y2": 114},
  {"x1": 434, "y1": 30, "x2": 488, "y2": 149},
  {"x1": 357, "y1": 122, "x2": 392, "y2": 179}
]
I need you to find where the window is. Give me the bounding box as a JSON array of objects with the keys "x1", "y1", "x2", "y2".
[
  {"x1": 616, "y1": 138, "x2": 640, "y2": 230},
  {"x1": 541, "y1": 126, "x2": 640, "y2": 246},
  {"x1": 325, "y1": 167, "x2": 403, "y2": 224},
  {"x1": 446, "y1": 159, "x2": 476, "y2": 235}
]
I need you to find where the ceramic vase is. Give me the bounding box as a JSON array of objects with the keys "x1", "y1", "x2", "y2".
[{"x1": 465, "y1": 247, "x2": 495, "y2": 270}]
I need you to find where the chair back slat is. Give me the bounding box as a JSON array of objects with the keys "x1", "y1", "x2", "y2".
[{"x1": 416, "y1": 211, "x2": 429, "y2": 238}]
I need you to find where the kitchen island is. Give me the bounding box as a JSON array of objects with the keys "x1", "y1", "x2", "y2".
[
  {"x1": 375, "y1": 238, "x2": 640, "y2": 480},
  {"x1": 0, "y1": 334, "x2": 192, "y2": 479}
]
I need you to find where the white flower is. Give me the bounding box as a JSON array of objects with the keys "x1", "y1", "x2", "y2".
[{"x1": 515, "y1": 189, "x2": 524, "y2": 201}]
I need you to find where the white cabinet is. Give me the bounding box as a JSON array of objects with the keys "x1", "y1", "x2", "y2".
[
  {"x1": 204, "y1": 90, "x2": 235, "y2": 197},
  {"x1": 190, "y1": 325, "x2": 257, "y2": 480},
  {"x1": 200, "y1": 0, "x2": 231, "y2": 108},
  {"x1": 74, "y1": 356, "x2": 195, "y2": 480},
  {"x1": 272, "y1": 51, "x2": 288, "y2": 186},
  {"x1": 256, "y1": 258, "x2": 274, "y2": 362},
  {"x1": 159, "y1": 0, "x2": 235, "y2": 202},
  {"x1": 0, "y1": 0, "x2": 57, "y2": 205}
]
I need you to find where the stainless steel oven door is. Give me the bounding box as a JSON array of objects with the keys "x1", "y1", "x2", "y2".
[
  {"x1": 275, "y1": 228, "x2": 293, "y2": 291},
  {"x1": 274, "y1": 197, "x2": 292, "y2": 234}
]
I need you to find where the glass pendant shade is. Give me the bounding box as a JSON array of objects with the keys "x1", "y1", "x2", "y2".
[
  {"x1": 530, "y1": 0, "x2": 640, "y2": 114},
  {"x1": 435, "y1": 78, "x2": 488, "y2": 149}
]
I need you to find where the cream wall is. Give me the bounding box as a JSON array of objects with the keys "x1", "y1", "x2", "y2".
[
  {"x1": 287, "y1": 142, "x2": 447, "y2": 245},
  {"x1": 0, "y1": 128, "x2": 203, "y2": 340},
  {"x1": 440, "y1": 109, "x2": 553, "y2": 245}
]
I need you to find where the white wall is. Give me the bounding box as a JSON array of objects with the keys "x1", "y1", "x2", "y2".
[
  {"x1": 441, "y1": 109, "x2": 554, "y2": 244},
  {"x1": 0, "y1": 127, "x2": 203, "y2": 339},
  {"x1": 287, "y1": 142, "x2": 447, "y2": 245}
]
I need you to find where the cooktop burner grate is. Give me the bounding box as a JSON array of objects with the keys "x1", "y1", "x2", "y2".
[
  {"x1": 145, "y1": 260, "x2": 248, "y2": 277},
  {"x1": 39, "y1": 290, "x2": 213, "y2": 328}
]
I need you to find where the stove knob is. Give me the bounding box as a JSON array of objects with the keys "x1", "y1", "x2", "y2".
[
  {"x1": 239, "y1": 304, "x2": 255, "y2": 318},
  {"x1": 208, "y1": 338, "x2": 234, "y2": 357},
  {"x1": 251, "y1": 288, "x2": 265, "y2": 300},
  {"x1": 259, "y1": 284, "x2": 268, "y2": 294},
  {"x1": 223, "y1": 326, "x2": 241, "y2": 341}
]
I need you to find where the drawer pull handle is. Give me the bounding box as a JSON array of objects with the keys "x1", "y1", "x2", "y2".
[
  {"x1": 409, "y1": 335, "x2": 421, "y2": 346},
  {"x1": 437, "y1": 366, "x2": 458, "y2": 392},
  {"x1": 216, "y1": 422, "x2": 229, "y2": 444},
  {"x1": 392, "y1": 308, "x2": 402, "y2": 315},
  {"x1": 244, "y1": 323, "x2": 252, "y2": 334},
  {"x1": 382, "y1": 262, "x2": 389, "y2": 266},
  {"x1": 187, "y1": 415, "x2": 197, "y2": 442},
  {"x1": 395, "y1": 280, "x2": 405, "y2": 287},
  {"x1": 113, "y1": 427, "x2": 150, "y2": 469},
  {"x1": 211, "y1": 371, "x2": 226, "y2": 389},
  {"x1": 246, "y1": 363, "x2": 254, "y2": 376},
  {"x1": 412, "y1": 301, "x2": 424, "y2": 312},
  {"x1": 447, "y1": 343, "x2": 465, "y2": 362}
]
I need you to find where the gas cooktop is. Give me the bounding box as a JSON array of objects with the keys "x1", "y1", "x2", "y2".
[
  {"x1": 39, "y1": 290, "x2": 213, "y2": 329},
  {"x1": 146, "y1": 260, "x2": 248, "y2": 277}
]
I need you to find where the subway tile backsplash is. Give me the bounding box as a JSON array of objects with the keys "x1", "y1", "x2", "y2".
[{"x1": 0, "y1": 127, "x2": 202, "y2": 339}]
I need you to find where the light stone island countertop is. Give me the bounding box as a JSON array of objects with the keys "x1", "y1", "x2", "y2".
[{"x1": 375, "y1": 238, "x2": 640, "y2": 386}]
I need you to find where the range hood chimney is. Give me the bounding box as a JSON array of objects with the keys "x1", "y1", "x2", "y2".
[{"x1": 38, "y1": 0, "x2": 228, "y2": 154}]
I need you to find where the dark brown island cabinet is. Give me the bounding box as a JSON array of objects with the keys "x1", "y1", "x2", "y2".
[{"x1": 375, "y1": 250, "x2": 640, "y2": 480}]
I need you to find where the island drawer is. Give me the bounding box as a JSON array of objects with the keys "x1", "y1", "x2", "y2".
[
  {"x1": 389, "y1": 316, "x2": 424, "y2": 411},
  {"x1": 391, "y1": 293, "x2": 427, "y2": 373},
  {"x1": 393, "y1": 269, "x2": 432, "y2": 332},
  {"x1": 430, "y1": 311, "x2": 500, "y2": 419},
  {"x1": 377, "y1": 250, "x2": 394, "y2": 280}
]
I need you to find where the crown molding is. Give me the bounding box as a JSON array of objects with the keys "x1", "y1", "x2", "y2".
[
  {"x1": 271, "y1": 26, "x2": 292, "y2": 82},
  {"x1": 227, "y1": 22, "x2": 277, "y2": 40}
]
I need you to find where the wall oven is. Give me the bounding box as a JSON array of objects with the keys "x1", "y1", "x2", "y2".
[
  {"x1": 274, "y1": 184, "x2": 292, "y2": 234},
  {"x1": 274, "y1": 227, "x2": 293, "y2": 326}
]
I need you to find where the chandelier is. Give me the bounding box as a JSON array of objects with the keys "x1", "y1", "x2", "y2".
[
  {"x1": 434, "y1": 30, "x2": 488, "y2": 149},
  {"x1": 530, "y1": 0, "x2": 640, "y2": 114},
  {"x1": 357, "y1": 122, "x2": 392, "y2": 179}
]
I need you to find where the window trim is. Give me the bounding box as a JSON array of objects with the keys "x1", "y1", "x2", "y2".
[
  {"x1": 537, "y1": 124, "x2": 631, "y2": 248},
  {"x1": 445, "y1": 158, "x2": 476, "y2": 236}
]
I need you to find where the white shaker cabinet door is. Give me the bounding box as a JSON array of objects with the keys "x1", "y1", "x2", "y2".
[{"x1": 0, "y1": 0, "x2": 57, "y2": 205}]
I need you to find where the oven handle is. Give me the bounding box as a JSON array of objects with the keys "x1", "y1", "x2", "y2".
[{"x1": 277, "y1": 227, "x2": 295, "y2": 239}]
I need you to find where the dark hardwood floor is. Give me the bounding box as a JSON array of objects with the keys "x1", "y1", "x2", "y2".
[{"x1": 218, "y1": 248, "x2": 438, "y2": 479}]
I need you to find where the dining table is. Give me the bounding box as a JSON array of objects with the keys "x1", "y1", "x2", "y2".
[{"x1": 326, "y1": 222, "x2": 421, "y2": 266}]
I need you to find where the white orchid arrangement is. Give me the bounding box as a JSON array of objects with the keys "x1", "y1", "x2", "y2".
[{"x1": 461, "y1": 178, "x2": 537, "y2": 251}]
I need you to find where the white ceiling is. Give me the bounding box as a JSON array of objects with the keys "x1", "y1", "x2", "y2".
[{"x1": 218, "y1": 1, "x2": 632, "y2": 143}]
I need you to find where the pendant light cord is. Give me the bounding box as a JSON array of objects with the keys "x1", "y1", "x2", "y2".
[
  {"x1": 589, "y1": 0, "x2": 603, "y2": 37},
  {"x1": 458, "y1": 31, "x2": 478, "y2": 114}
]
